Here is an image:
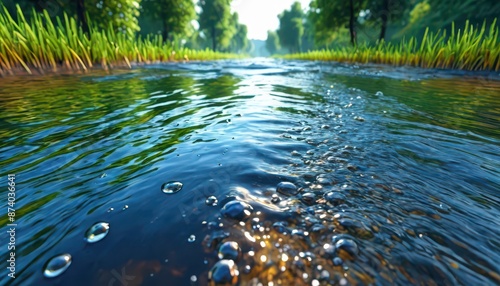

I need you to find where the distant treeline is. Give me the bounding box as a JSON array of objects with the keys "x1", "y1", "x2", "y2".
[
  {"x1": 266, "y1": 0, "x2": 500, "y2": 54},
  {"x1": 1, "y1": 0, "x2": 251, "y2": 53}
]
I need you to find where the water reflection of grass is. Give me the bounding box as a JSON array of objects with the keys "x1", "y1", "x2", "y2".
[
  {"x1": 0, "y1": 5, "x2": 243, "y2": 76},
  {"x1": 285, "y1": 20, "x2": 500, "y2": 71},
  {"x1": 331, "y1": 74, "x2": 500, "y2": 139},
  {"x1": 0, "y1": 69, "x2": 246, "y2": 205}
]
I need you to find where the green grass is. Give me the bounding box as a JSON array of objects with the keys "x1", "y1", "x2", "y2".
[
  {"x1": 0, "y1": 5, "x2": 243, "y2": 76},
  {"x1": 283, "y1": 20, "x2": 500, "y2": 71}
]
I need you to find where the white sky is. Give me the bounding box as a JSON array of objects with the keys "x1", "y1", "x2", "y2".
[{"x1": 231, "y1": 0, "x2": 312, "y2": 40}]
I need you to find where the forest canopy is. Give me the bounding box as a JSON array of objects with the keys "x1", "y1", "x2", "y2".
[{"x1": 267, "y1": 0, "x2": 500, "y2": 54}]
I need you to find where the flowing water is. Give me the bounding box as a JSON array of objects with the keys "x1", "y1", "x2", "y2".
[{"x1": 0, "y1": 59, "x2": 499, "y2": 286}]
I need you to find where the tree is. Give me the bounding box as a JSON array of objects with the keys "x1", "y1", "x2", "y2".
[
  {"x1": 85, "y1": 0, "x2": 141, "y2": 37},
  {"x1": 364, "y1": 0, "x2": 411, "y2": 41},
  {"x1": 265, "y1": 31, "x2": 281, "y2": 54},
  {"x1": 310, "y1": 0, "x2": 366, "y2": 46},
  {"x1": 396, "y1": 0, "x2": 500, "y2": 41},
  {"x1": 141, "y1": 0, "x2": 195, "y2": 41},
  {"x1": 198, "y1": 0, "x2": 235, "y2": 51},
  {"x1": 300, "y1": 13, "x2": 315, "y2": 51},
  {"x1": 424, "y1": 0, "x2": 500, "y2": 27},
  {"x1": 277, "y1": 2, "x2": 304, "y2": 53},
  {"x1": 227, "y1": 13, "x2": 249, "y2": 53},
  {"x1": 76, "y1": 0, "x2": 89, "y2": 34},
  {"x1": 2, "y1": 0, "x2": 141, "y2": 36}
]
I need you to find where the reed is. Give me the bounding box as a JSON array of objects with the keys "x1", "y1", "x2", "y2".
[
  {"x1": 283, "y1": 20, "x2": 500, "y2": 71},
  {"x1": 0, "y1": 5, "x2": 243, "y2": 76}
]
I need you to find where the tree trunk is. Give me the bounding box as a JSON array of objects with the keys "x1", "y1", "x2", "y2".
[
  {"x1": 379, "y1": 0, "x2": 389, "y2": 41},
  {"x1": 211, "y1": 25, "x2": 217, "y2": 51},
  {"x1": 76, "y1": 0, "x2": 89, "y2": 34},
  {"x1": 349, "y1": 0, "x2": 357, "y2": 46},
  {"x1": 163, "y1": 20, "x2": 170, "y2": 42}
]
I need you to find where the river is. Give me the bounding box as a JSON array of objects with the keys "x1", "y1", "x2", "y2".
[{"x1": 0, "y1": 59, "x2": 499, "y2": 285}]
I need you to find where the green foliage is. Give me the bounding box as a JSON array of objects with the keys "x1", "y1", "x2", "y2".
[
  {"x1": 198, "y1": 0, "x2": 235, "y2": 51},
  {"x1": 141, "y1": 0, "x2": 196, "y2": 41},
  {"x1": 85, "y1": 0, "x2": 142, "y2": 37},
  {"x1": 364, "y1": 0, "x2": 412, "y2": 40},
  {"x1": 227, "y1": 13, "x2": 249, "y2": 53},
  {"x1": 277, "y1": 2, "x2": 304, "y2": 53},
  {"x1": 409, "y1": 0, "x2": 430, "y2": 24},
  {"x1": 265, "y1": 31, "x2": 280, "y2": 55},
  {"x1": 2, "y1": 0, "x2": 142, "y2": 37},
  {"x1": 309, "y1": 0, "x2": 346, "y2": 39},
  {"x1": 424, "y1": 0, "x2": 500, "y2": 27},
  {"x1": 300, "y1": 12, "x2": 315, "y2": 52},
  {"x1": 309, "y1": 0, "x2": 366, "y2": 46},
  {"x1": 0, "y1": 5, "x2": 243, "y2": 76},
  {"x1": 283, "y1": 19, "x2": 500, "y2": 71}
]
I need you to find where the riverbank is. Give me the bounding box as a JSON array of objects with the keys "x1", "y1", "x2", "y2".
[
  {"x1": 282, "y1": 20, "x2": 500, "y2": 72},
  {"x1": 0, "y1": 6, "x2": 244, "y2": 76}
]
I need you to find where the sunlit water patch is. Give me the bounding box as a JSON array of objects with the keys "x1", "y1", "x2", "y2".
[{"x1": 0, "y1": 59, "x2": 499, "y2": 285}]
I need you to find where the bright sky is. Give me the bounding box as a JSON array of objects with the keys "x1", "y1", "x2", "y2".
[{"x1": 231, "y1": 0, "x2": 312, "y2": 40}]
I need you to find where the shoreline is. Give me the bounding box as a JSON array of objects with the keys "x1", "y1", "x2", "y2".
[
  {"x1": 0, "y1": 59, "x2": 197, "y2": 78},
  {"x1": 2, "y1": 58, "x2": 499, "y2": 79}
]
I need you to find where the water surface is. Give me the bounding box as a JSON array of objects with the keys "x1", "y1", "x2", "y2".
[{"x1": 0, "y1": 59, "x2": 499, "y2": 285}]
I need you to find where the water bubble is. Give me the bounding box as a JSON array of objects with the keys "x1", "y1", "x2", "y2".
[
  {"x1": 208, "y1": 260, "x2": 239, "y2": 285},
  {"x1": 85, "y1": 222, "x2": 110, "y2": 243},
  {"x1": 322, "y1": 243, "x2": 336, "y2": 258},
  {"x1": 161, "y1": 181, "x2": 183, "y2": 194},
  {"x1": 333, "y1": 257, "x2": 343, "y2": 266},
  {"x1": 324, "y1": 192, "x2": 346, "y2": 206},
  {"x1": 291, "y1": 229, "x2": 309, "y2": 239},
  {"x1": 107, "y1": 207, "x2": 114, "y2": 213},
  {"x1": 316, "y1": 176, "x2": 333, "y2": 185},
  {"x1": 221, "y1": 201, "x2": 253, "y2": 221},
  {"x1": 300, "y1": 192, "x2": 316, "y2": 205},
  {"x1": 333, "y1": 106, "x2": 342, "y2": 115},
  {"x1": 311, "y1": 224, "x2": 325, "y2": 232},
  {"x1": 218, "y1": 241, "x2": 240, "y2": 260},
  {"x1": 335, "y1": 239, "x2": 359, "y2": 258},
  {"x1": 375, "y1": 91, "x2": 384, "y2": 96},
  {"x1": 354, "y1": 116, "x2": 365, "y2": 122},
  {"x1": 190, "y1": 275, "x2": 197, "y2": 282},
  {"x1": 347, "y1": 164, "x2": 357, "y2": 171},
  {"x1": 271, "y1": 194, "x2": 280, "y2": 204},
  {"x1": 320, "y1": 269, "x2": 330, "y2": 280},
  {"x1": 122, "y1": 205, "x2": 129, "y2": 210},
  {"x1": 438, "y1": 203, "x2": 452, "y2": 214},
  {"x1": 276, "y1": 182, "x2": 299, "y2": 196},
  {"x1": 188, "y1": 235, "x2": 196, "y2": 242},
  {"x1": 206, "y1": 196, "x2": 218, "y2": 206},
  {"x1": 43, "y1": 254, "x2": 72, "y2": 278},
  {"x1": 338, "y1": 218, "x2": 362, "y2": 229},
  {"x1": 244, "y1": 265, "x2": 251, "y2": 273},
  {"x1": 273, "y1": 222, "x2": 289, "y2": 234}
]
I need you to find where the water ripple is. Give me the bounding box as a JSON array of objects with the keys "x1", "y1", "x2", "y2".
[{"x1": 0, "y1": 59, "x2": 499, "y2": 285}]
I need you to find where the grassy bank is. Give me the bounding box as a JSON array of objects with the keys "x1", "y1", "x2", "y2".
[
  {"x1": 283, "y1": 20, "x2": 500, "y2": 71},
  {"x1": 0, "y1": 5, "x2": 243, "y2": 76}
]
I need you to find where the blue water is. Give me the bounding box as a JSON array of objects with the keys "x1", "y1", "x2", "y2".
[{"x1": 0, "y1": 59, "x2": 499, "y2": 285}]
